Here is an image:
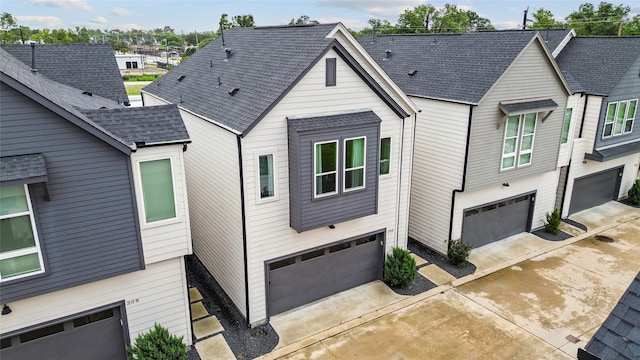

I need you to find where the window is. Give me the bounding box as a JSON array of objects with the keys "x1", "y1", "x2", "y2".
[
  {"x1": 380, "y1": 137, "x2": 391, "y2": 175},
  {"x1": 314, "y1": 141, "x2": 338, "y2": 197},
  {"x1": 326, "y1": 58, "x2": 336, "y2": 86},
  {"x1": 125, "y1": 61, "x2": 132, "y2": 69},
  {"x1": 344, "y1": 137, "x2": 366, "y2": 191},
  {"x1": 501, "y1": 112, "x2": 537, "y2": 170},
  {"x1": 132, "y1": 62, "x2": 138, "y2": 69},
  {"x1": 258, "y1": 153, "x2": 276, "y2": 200},
  {"x1": 604, "y1": 100, "x2": 637, "y2": 137},
  {"x1": 0, "y1": 185, "x2": 45, "y2": 281},
  {"x1": 139, "y1": 159, "x2": 176, "y2": 223},
  {"x1": 561, "y1": 108, "x2": 573, "y2": 144}
]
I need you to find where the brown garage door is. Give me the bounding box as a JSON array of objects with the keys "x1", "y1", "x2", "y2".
[
  {"x1": 267, "y1": 232, "x2": 384, "y2": 317},
  {"x1": 0, "y1": 306, "x2": 127, "y2": 360}
]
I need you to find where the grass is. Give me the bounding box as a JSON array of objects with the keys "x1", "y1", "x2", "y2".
[
  {"x1": 121, "y1": 74, "x2": 163, "y2": 82},
  {"x1": 126, "y1": 84, "x2": 147, "y2": 95}
]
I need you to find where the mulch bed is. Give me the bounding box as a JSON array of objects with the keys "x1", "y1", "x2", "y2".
[
  {"x1": 532, "y1": 229, "x2": 573, "y2": 241},
  {"x1": 408, "y1": 238, "x2": 476, "y2": 279}
]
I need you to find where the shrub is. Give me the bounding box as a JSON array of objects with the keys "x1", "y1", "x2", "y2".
[
  {"x1": 384, "y1": 247, "x2": 416, "y2": 288},
  {"x1": 448, "y1": 240, "x2": 471, "y2": 267},
  {"x1": 544, "y1": 208, "x2": 561, "y2": 235},
  {"x1": 628, "y1": 179, "x2": 640, "y2": 205},
  {"x1": 127, "y1": 323, "x2": 186, "y2": 360}
]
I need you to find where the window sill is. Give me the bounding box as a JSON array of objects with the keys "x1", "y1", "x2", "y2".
[{"x1": 140, "y1": 216, "x2": 182, "y2": 230}]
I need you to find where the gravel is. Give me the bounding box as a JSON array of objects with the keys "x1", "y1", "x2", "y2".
[{"x1": 407, "y1": 238, "x2": 476, "y2": 279}]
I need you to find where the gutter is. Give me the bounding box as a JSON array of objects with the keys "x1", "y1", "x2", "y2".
[{"x1": 448, "y1": 105, "x2": 474, "y2": 243}]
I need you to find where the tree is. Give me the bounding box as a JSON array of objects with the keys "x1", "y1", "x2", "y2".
[
  {"x1": 218, "y1": 13, "x2": 233, "y2": 32},
  {"x1": 358, "y1": 18, "x2": 396, "y2": 36},
  {"x1": 233, "y1": 14, "x2": 255, "y2": 27},
  {"x1": 1, "y1": 12, "x2": 18, "y2": 43},
  {"x1": 566, "y1": 2, "x2": 630, "y2": 35},
  {"x1": 163, "y1": 25, "x2": 175, "y2": 34},
  {"x1": 288, "y1": 15, "x2": 319, "y2": 25},
  {"x1": 529, "y1": 8, "x2": 563, "y2": 29},
  {"x1": 394, "y1": 4, "x2": 493, "y2": 34},
  {"x1": 397, "y1": 4, "x2": 436, "y2": 33},
  {"x1": 622, "y1": 15, "x2": 640, "y2": 35}
]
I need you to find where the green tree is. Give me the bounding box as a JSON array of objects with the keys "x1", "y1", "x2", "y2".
[
  {"x1": 394, "y1": 4, "x2": 493, "y2": 34},
  {"x1": 622, "y1": 14, "x2": 640, "y2": 35},
  {"x1": 233, "y1": 14, "x2": 255, "y2": 27},
  {"x1": 358, "y1": 18, "x2": 396, "y2": 36},
  {"x1": 396, "y1": 4, "x2": 436, "y2": 33},
  {"x1": 566, "y1": 2, "x2": 630, "y2": 35},
  {"x1": 288, "y1": 15, "x2": 319, "y2": 25},
  {"x1": 1, "y1": 12, "x2": 18, "y2": 43},
  {"x1": 218, "y1": 13, "x2": 233, "y2": 32},
  {"x1": 529, "y1": 8, "x2": 563, "y2": 29}
]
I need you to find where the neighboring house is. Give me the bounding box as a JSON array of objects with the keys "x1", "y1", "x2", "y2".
[
  {"x1": 360, "y1": 30, "x2": 572, "y2": 254},
  {"x1": 0, "y1": 47, "x2": 192, "y2": 359},
  {"x1": 1, "y1": 43, "x2": 130, "y2": 106},
  {"x1": 142, "y1": 23, "x2": 418, "y2": 325},
  {"x1": 554, "y1": 36, "x2": 640, "y2": 217},
  {"x1": 577, "y1": 271, "x2": 640, "y2": 360},
  {"x1": 115, "y1": 53, "x2": 145, "y2": 70}
]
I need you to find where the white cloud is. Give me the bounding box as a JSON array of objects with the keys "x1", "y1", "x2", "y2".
[
  {"x1": 111, "y1": 7, "x2": 133, "y2": 17},
  {"x1": 115, "y1": 23, "x2": 143, "y2": 31},
  {"x1": 90, "y1": 16, "x2": 108, "y2": 25},
  {"x1": 14, "y1": 15, "x2": 64, "y2": 28},
  {"x1": 317, "y1": 0, "x2": 423, "y2": 19},
  {"x1": 24, "y1": 0, "x2": 93, "y2": 12},
  {"x1": 493, "y1": 20, "x2": 521, "y2": 30}
]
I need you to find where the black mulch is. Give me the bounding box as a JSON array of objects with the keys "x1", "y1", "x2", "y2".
[
  {"x1": 407, "y1": 238, "x2": 476, "y2": 279},
  {"x1": 619, "y1": 199, "x2": 640, "y2": 208},
  {"x1": 387, "y1": 272, "x2": 437, "y2": 296},
  {"x1": 563, "y1": 219, "x2": 588, "y2": 232},
  {"x1": 185, "y1": 255, "x2": 278, "y2": 360},
  {"x1": 532, "y1": 229, "x2": 573, "y2": 241}
]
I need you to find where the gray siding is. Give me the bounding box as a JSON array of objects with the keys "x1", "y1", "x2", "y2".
[
  {"x1": 288, "y1": 122, "x2": 379, "y2": 232},
  {"x1": 0, "y1": 84, "x2": 143, "y2": 303},
  {"x1": 593, "y1": 56, "x2": 640, "y2": 149}
]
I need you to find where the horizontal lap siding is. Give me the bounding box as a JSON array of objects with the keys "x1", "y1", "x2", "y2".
[
  {"x1": 242, "y1": 49, "x2": 407, "y2": 323},
  {"x1": 557, "y1": 95, "x2": 582, "y2": 167},
  {"x1": 466, "y1": 40, "x2": 568, "y2": 191},
  {"x1": 0, "y1": 257, "x2": 191, "y2": 346},
  {"x1": 408, "y1": 98, "x2": 469, "y2": 254},
  {"x1": 0, "y1": 85, "x2": 142, "y2": 303}
]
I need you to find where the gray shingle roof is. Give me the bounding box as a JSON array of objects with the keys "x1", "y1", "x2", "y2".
[
  {"x1": 288, "y1": 110, "x2": 381, "y2": 132},
  {"x1": 0, "y1": 153, "x2": 47, "y2": 183},
  {"x1": 358, "y1": 31, "x2": 545, "y2": 104},
  {"x1": 143, "y1": 24, "x2": 341, "y2": 135},
  {"x1": 582, "y1": 271, "x2": 640, "y2": 360},
  {"x1": 81, "y1": 105, "x2": 190, "y2": 147},
  {"x1": 1, "y1": 43, "x2": 129, "y2": 104},
  {"x1": 556, "y1": 36, "x2": 640, "y2": 96},
  {"x1": 517, "y1": 29, "x2": 573, "y2": 54},
  {"x1": 500, "y1": 98, "x2": 558, "y2": 115}
]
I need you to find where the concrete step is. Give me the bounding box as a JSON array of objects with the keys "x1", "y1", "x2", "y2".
[{"x1": 193, "y1": 316, "x2": 224, "y2": 340}]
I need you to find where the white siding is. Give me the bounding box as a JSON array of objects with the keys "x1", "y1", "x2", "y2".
[
  {"x1": 241, "y1": 49, "x2": 412, "y2": 324},
  {"x1": 131, "y1": 145, "x2": 192, "y2": 264},
  {"x1": 580, "y1": 95, "x2": 605, "y2": 153},
  {"x1": 408, "y1": 98, "x2": 470, "y2": 255},
  {"x1": 452, "y1": 170, "x2": 560, "y2": 241},
  {"x1": 0, "y1": 257, "x2": 192, "y2": 345}
]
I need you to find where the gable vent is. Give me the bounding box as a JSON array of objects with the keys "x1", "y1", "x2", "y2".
[
  {"x1": 228, "y1": 88, "x2": 239, "y2": 96},
  {"x1": 178, "y1": 75, "x2": 186, "y2": 82}
]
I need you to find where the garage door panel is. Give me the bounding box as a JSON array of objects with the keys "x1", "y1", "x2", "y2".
[{"x1": 569, "y1": 167, "x2": 621, "y2": 215}]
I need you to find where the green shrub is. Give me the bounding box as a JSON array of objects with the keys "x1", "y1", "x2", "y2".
[
  {"x1": 544, "y1": 208, "x2": 561, "y2": 235},
  {"x1": 628, "y1": 179, "x2": 640, "y2": 205},
  {"x1": 448, "y1": 240, "x2": 471, "y2": 267},
  {"x1": 384, "y1": 247, "x2": 416, "y2": 288},
  {"x1": 127, "y1": 323, "x2": 186, "y2": 360}
]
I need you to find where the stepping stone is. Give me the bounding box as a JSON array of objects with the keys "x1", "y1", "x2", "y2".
[
  {"x1": 193, "y1": 316, "x2": 224, "y2": 339},
  {"x1": 410, "y1": 253, "x2": 428, "y2": 267},
  {"x1": 195, "y1": 334, "x2": 236, "y2": 360},
  {"x1": 189, "y1": 287, "x2": 203, "y2": 303},
  {"x1": 418, "y1": 264, "x2": 456, "y2": 285},
  {"x1": 191, "y1": 302, "x2": 209, "y2": 321}
]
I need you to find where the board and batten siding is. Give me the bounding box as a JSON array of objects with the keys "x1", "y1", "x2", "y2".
[
  {"x1": 0, "y1": 257, "x2": 192, "y2": 346},
  {"x1": 241, "y1": 49, "x2": 411, "y2": 324},
  {"x1": 465, "y1": 39, "x2": 568, "y2": 192},
  {"x1": 1, "y1": 84, "x2": 142, "y2": 303},
  {"x1": 408, "y1": 97, "x2": 469, "y2": 255},
  {"x1": 130, "y1": 145, "x2": 192, "y2": 265}
]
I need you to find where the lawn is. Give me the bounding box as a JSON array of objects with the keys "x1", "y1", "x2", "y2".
[{"x1": 126, "y1": 84, "x2": 147, "y2": 95}]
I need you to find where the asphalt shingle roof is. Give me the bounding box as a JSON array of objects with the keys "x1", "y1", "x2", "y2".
[
  {"x1": 1, "y1": 43, "x2": 129, "y2": 104},
  {"x1": 143, "y1": 24, "x2": 340, "y2": 135},
  {"x1": 288, "y1": 110, "x2": 381, "y2": 132},
  {"x1": 555, "y1": 36, "x2": 640, "y2": 96},
  {"x1": 358, "y1": 31, "x2": 548, "y2": 104},
  {"x1": 0, "y1": 153, "x2": 47, "y2": 183},
  {"x1": 584, "y1": 271, "x2": 640, "y2": 359}
]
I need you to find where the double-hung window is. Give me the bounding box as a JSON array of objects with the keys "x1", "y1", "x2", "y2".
[
  {"x1": 561, "y1": 108, "x2": 573, "y2": 144},
  {"x1": 603, "y1": 99, "x2": 637, "y2": 138},
  {"x1": 344, "y1": 137, "x2": 366, "y2": 191},
  {"x1": 502, "y1": 112, "x2": 537, "y2": 170},
  {"x1": 139, "y1": 158, "x2": 177, "y2": 223},
  {"x1": 379, "y1": 137, "x2": 391, "y2": 175},
  {"x1": 257, "y1": 153, "x2": 276, "y2": 201},
  {"x1": 0, "y1": 184, "x2": 45, "y2": 281},
  {"x1": 314, "y1": 141, "x2": 338, "y2": 197}
]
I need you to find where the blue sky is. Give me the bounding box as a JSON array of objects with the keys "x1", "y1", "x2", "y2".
[{"x1": 3, "y1": 0, "x2": 639, "y2": 32}]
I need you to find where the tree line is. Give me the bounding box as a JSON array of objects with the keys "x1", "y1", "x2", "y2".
[{"x1": 1, "y1": 2, "x2": 638, "y2": 50}]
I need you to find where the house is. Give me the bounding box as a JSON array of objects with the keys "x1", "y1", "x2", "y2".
[
  {"x1": 577, "y1": 271, "x2": 640, "y2": 359},
  {"x1": 142, "y1": 23, "x2": 418, "y2": 326},
  {"x1": 0, "y1": 46, "x2": 192, "y2": 358},
  {"x1": 360, "y1": 30, "x2": 572, "y2": 254},
  {"x1": 2, "y1": 43, "x2": 130, "y2": 106},
  {"x1": 115, "y1": 53, "x2": 145, "y2": 70},
  {"x1": 554, "y1": 36, "x2": 640, "y2": 217}
]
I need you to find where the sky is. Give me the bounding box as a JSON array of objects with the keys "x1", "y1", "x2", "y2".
[{"x1": 2, "y1": 0, "x2": 639, "y2": 32}]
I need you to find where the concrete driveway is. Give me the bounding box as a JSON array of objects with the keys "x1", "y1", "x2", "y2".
[{"x1": 259, "y1": 202, "x2": 640, "y2": 359}]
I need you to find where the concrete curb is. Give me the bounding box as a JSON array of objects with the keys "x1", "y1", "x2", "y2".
[{"x1": 256, "y1": 214, "x2": 640, "y2": 360}]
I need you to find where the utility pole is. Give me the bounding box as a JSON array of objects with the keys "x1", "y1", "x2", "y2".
[{"x1": 618, "y1": 20, "x2": 623, "y2": 36}]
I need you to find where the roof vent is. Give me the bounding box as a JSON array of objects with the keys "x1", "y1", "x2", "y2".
[
  {"x1": 228, "y1": 88, "x2": 239, "y2": 96},
  {"x1": 210, "y1": 59, "x2": 213, "y2": 68},
  {"x1": 82, "y1": 91, "x2": 93, "y2": 96},
  {"x1": 180, "y1": 94, "x2": 184, "y2": 103},
  {"x1": 430, "y1": 40, "x2": 440, "y2": 45},
  {"x1": 384, "y1": 49, "x2": 392, "y2": 60},
  {"x1": 408, "y1": 70, "x2": 418, "y2": 76},
  {"x1": 178, "y1": 75, "x2": 186, "y2": 82},
  {"x1": 30, "y1": 43, "x2": 37, "y2": 73},
  {"x1": 217, "y1": 76, "x2": 222, "y2": 87},
  {"x1": 224, "y1": 48, "x2": 232, "y2": 61}
]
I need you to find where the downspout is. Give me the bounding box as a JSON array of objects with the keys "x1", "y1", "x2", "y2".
[
  {"x1": 395, "y1": 116, "x2": 407, "y2": 248},
  {"x1": 448, "y1": 105, "x2": 474, "y2": 243},
  {"x1": 578, "y1": 94, "x2": 588, "y2": 138},
  {"x1": 236, "y1": 135, "x2": 250, "y2": 325}
]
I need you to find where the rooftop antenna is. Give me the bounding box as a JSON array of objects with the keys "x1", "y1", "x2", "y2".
[
  {"x1": 522, "y1": 7, "x2": 528, "y2": 30},
  {"x1": 219, "y1": 22, "x2": 226, "y2": 47}
]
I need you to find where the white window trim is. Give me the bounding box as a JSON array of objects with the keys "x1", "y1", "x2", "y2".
[
  {"x1": 343, "y1": 136, "x2": 367, "y2": 192},
  {"x1": 501, "y1": 113, "x2": 537, "y2": 171},
  {"x1": 379, "y1": 137, "x2": 392, "y2": 177},
  {"x1": 255, "y1": 151, "x2": 278, "y2": 204},
  {"x1": 136, "y1": 156, "x2": 180, "y2": 228},
  {"x1": 603, "y1": 99, "x2": 638, "y2": 138},
  {"x1": 314, "y1": 140, "x2": 339, "y2": 199},
  {"x1": 0, "y1": 184, "x2": 45, "y2": 282}
]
